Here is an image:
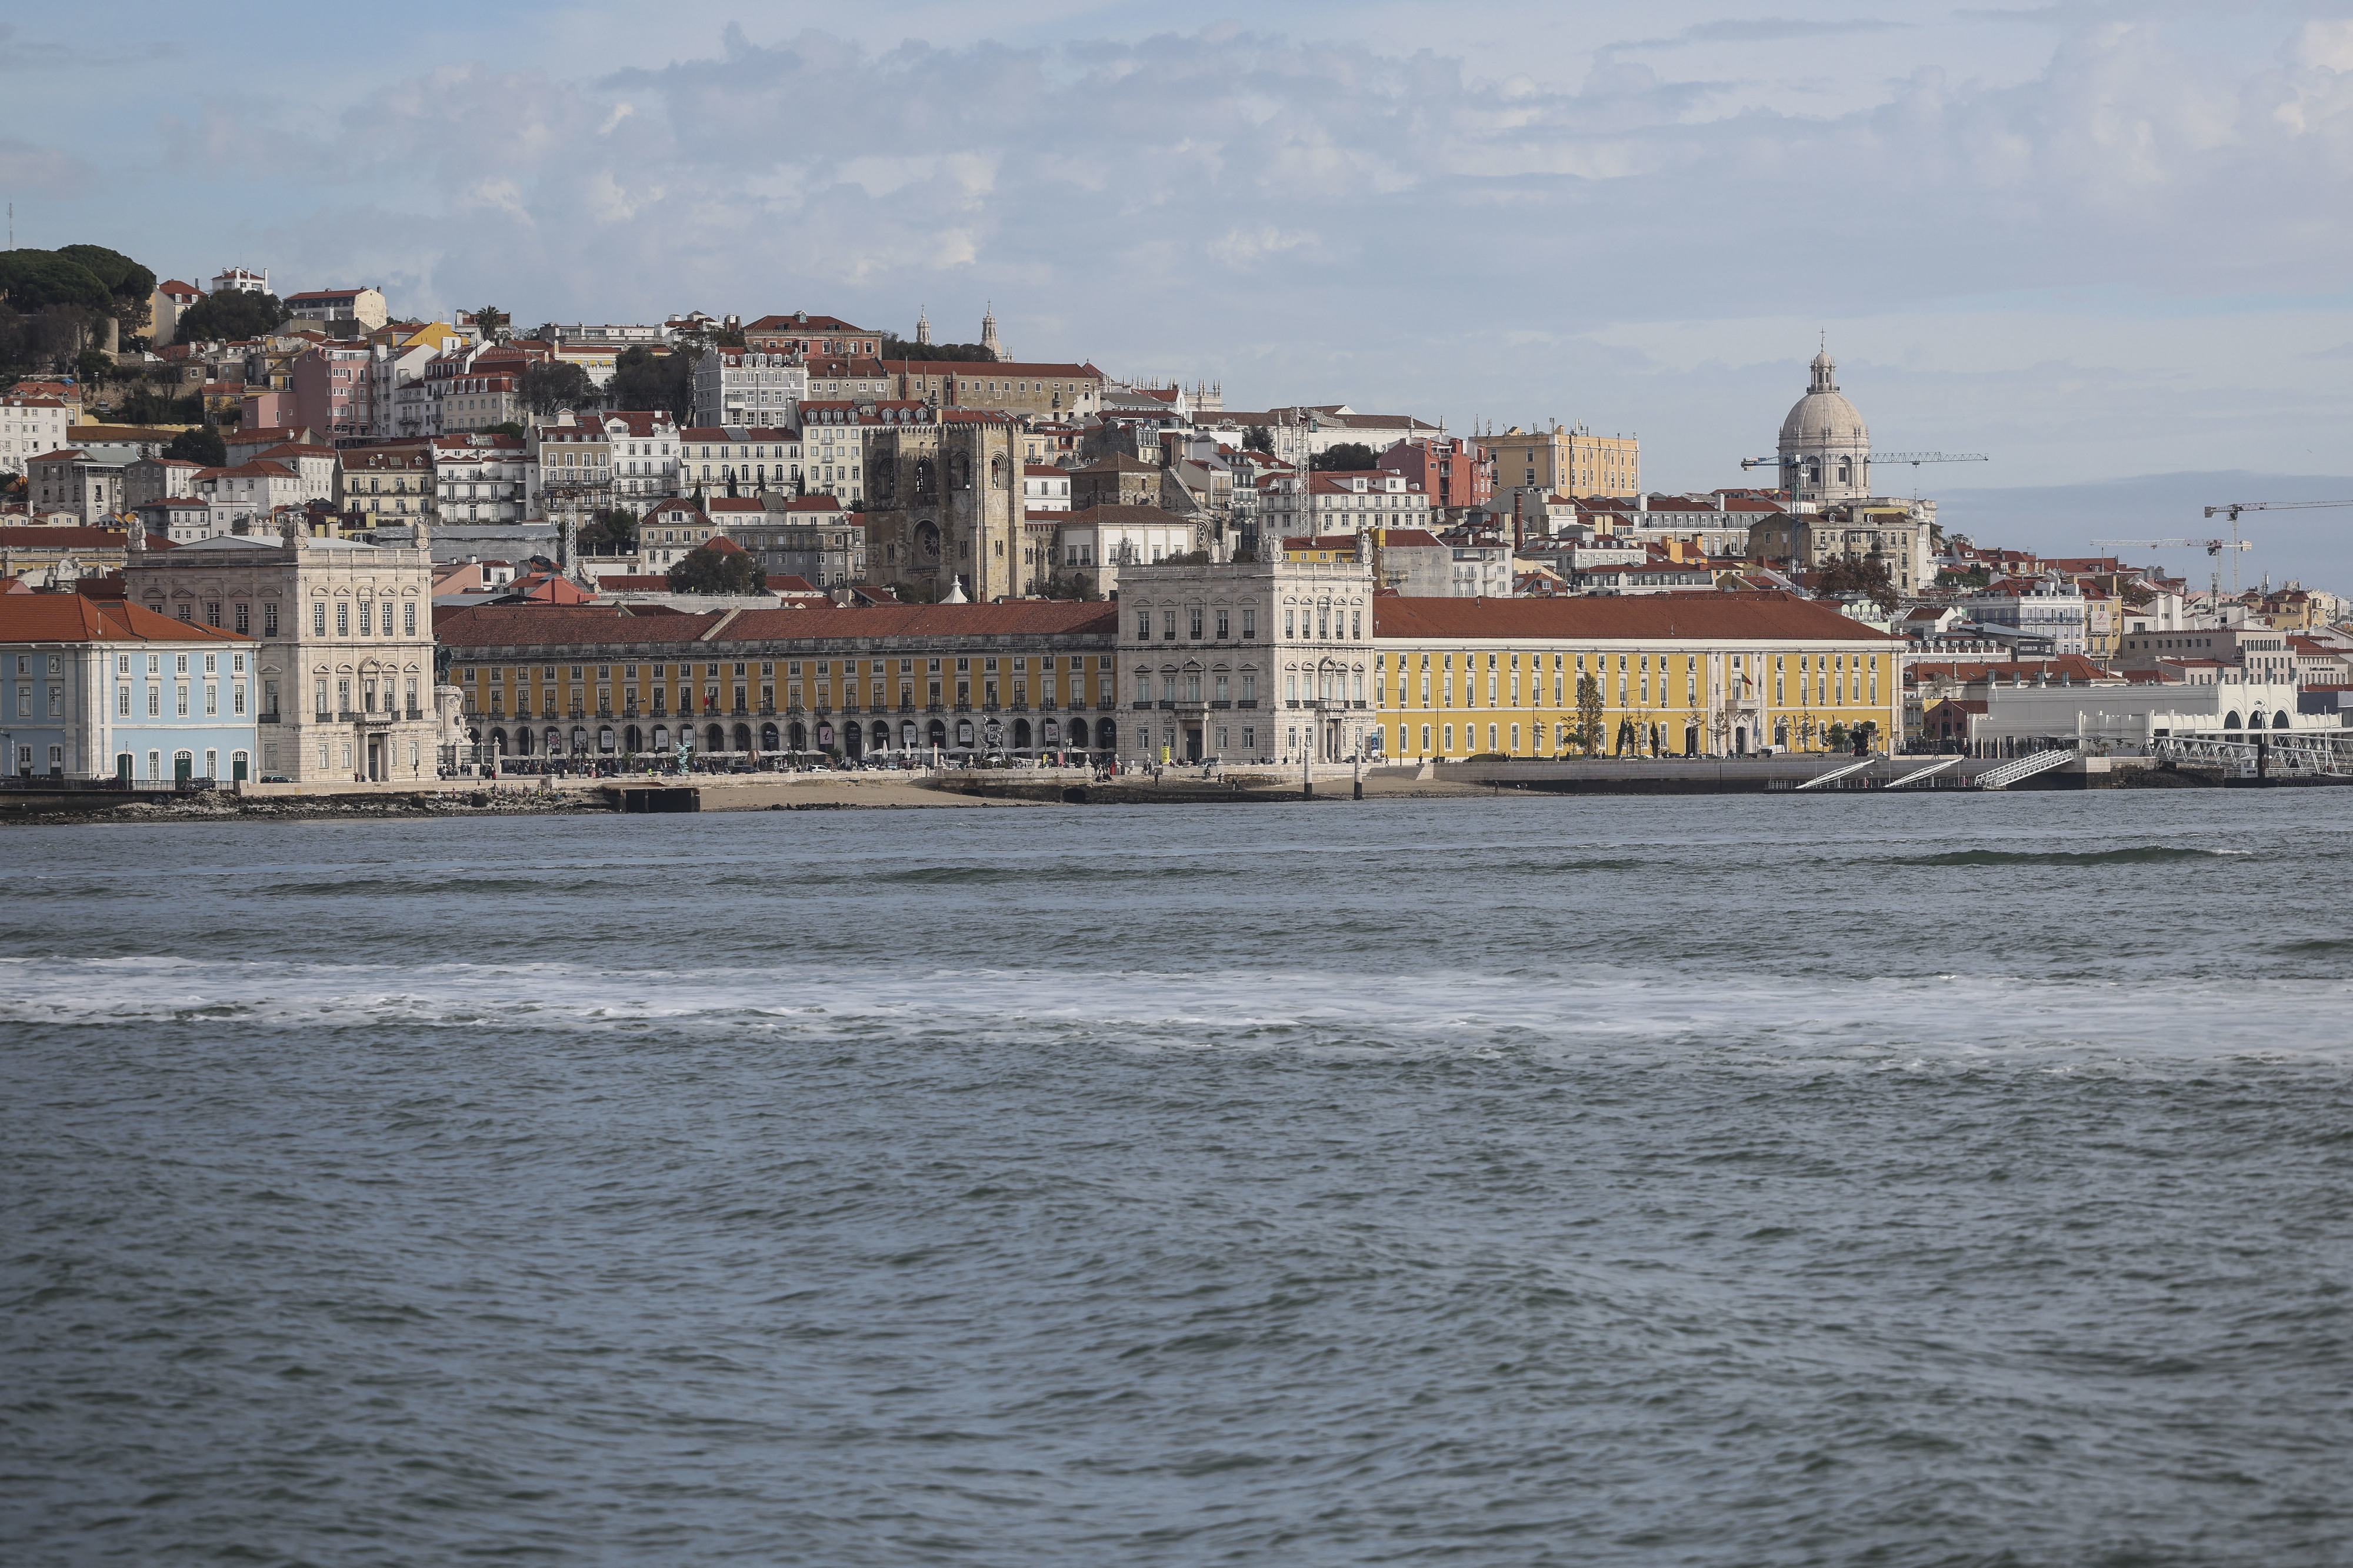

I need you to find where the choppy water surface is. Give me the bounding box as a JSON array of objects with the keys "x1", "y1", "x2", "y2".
[{"x1": 5, "y1": 792, "x2": 2351, "y2": 1567}]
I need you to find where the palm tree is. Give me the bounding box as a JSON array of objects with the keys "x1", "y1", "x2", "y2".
[{"x1": 473, "y1": 305, "x2": 510, "y2": 343}]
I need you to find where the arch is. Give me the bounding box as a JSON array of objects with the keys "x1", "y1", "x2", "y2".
[
  {"x1": 760, "y1": 722, "x2": 779, "y2": 751},
  {"x1": 915, "y1": 519, "x2": 941, "y2": 562},
  {"x1": 872, "y1": 456, "x2": 896, "y2": 501},
  {"x1": 814, "y1": 721, "x2": 835, "y2": 750},
  {"x1": 1042, "y1": 717, "x2": 1061, "y2": 746},
  {"x1": 598, "y1": 726, "x2": 615, "y2": 753},
  {"x1": 1067, "y1": 716, "x2": 1088, "y2": 748},
  {"x1": 2224, "y1": 710, "x2": 2243, "y2": 730},
  {"x1": 491, "y1": 727, "x2": 509, "y2": 755},
  {"x1": 914, "y1": 456, "x2": 937, "y2": 496},
  {"x1": 544, "y1": 726, "x2": 562, "y2": 754},
  {"x1": 869, "y1": 720, "x2": 889, "y2": 752},
  {"x1": 789, "y1": 720, "x2": 807, "y2": 750},
  {"x1": 844, "y1": 723, "x2": 864, "y2": 760},
  {"x1": 1096, "y1": 720, "x2": 1115, "y2": 753},
  {"x1": 2275, "y1": 710, "x2": 2292, "y2": 729},
  {"x1": 927, "y1": 717, "x2": 948, "y2": 749},
  {"x1": 1013, "y1": 718, "x2": 1032, "y2": 750},
  {"x1": 901, "y1": 719, "x2": 918, "y2": 749},
  {"x1": 624, "y1": 725, "x2": 643, "y2": 752},
  {"x1": 733, "y1": 722, "x2": 753, "y2": 753},
  {"x1": 704, "y1": 723, "x2": 725, "y2": 753},
  {"x1": 571, "y1": 726, "x2": 588, "y2": 753},
  {"x1": 955, "y1": 719, "x2": 975, "y2": 748},
  {"x1": 989, "y1": 452, "x2": 1007, "y2": 489},
  {"x1": 948, "y1": 449, "x2": 971, "y2": 489},
  {"x1": 651, "y1": 725, "x2": 669, "y2": 750}
]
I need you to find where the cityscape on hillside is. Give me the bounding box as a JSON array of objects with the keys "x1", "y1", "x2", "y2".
[{"x1": 2, "y1": 250, "x2": 2349, "y2": 786}]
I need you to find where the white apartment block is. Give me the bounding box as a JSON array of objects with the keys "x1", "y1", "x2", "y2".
[
  {"x1": 692, "y1": 351, "x2": 808, "y2": 429},
  {"x1": 1, "y1": 397, "x2": 74, "y2": 478}
]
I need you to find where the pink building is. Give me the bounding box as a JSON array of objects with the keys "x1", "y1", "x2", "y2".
[
  {"x1": 1378, "y1": 435, "x2": 1493, "y2": 513},
  {"x1": 292, "y1": 343, "x2": 372, "y2": 442}
]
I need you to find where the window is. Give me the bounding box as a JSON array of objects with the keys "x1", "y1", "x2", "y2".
[
  {"x1": 265, "y1": 603, "x2": 278, "y2": 638},
  {"x1": 1136, "y1": 610, "x2": 1150, "y2": 641}
]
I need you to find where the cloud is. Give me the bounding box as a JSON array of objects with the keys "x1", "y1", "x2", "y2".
[
  {"x1": 1611, "y1": 16, "x2": 1914, "y2": 51},
  {"x1": 0, "y1": 136, "x2": 94, "y2": 194},
  {"x1": 42, "y1": 9, "x2": 2349, "y2": 501},
  {"x1": 0, "y1": 22, "x2": 183, "y2": 72}
]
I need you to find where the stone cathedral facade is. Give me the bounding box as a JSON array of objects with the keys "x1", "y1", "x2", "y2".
[{"x1": 860, "y1": 416, "x2": 1024, "y2": 602}]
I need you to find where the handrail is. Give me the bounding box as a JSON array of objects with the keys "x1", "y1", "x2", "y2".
[
  {"x1": 1884, "y1": 756, "x2": 1964, "y2": 790},
  {"x1": 1975, "y1": 748, "x2": 2075, "y2": 789},
  {"x1": 1795, "y1": 755, "x2": 1879, "y2": 790}
]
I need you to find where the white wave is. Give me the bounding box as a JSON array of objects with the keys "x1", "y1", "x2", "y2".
[{"x1": 4, "y1": 953, "x2": 2348, "y2": 1069}]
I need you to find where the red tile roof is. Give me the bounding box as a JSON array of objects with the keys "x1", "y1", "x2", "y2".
[
  {"x1": 1372, "y1": 592, "x2": 1894, "y2": 642},
  {"x1": 0, "y1": 593, "x2": 244, "y2": 642},
  {"x1": 0, "y1": 526, "x2": 175, "y2": 550}
]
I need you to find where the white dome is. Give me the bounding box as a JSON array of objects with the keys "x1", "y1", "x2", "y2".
[
  {"x1": 1778, "y1": 349, "x2": 1869, "y2": 448},
  {"x1": 1779, "y1": 389, "x2": 1868, "y2": 448}
]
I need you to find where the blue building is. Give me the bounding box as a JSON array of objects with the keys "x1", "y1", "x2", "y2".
[{"x1": 0, "y1": 593, "x2": 258, "y2": 782}]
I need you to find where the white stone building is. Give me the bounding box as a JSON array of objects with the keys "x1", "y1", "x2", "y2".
[
  {"x1": 121, "y1": 515, "x2": 441, "y2": 783},
  {"x1": 1, "y1": 396, "x2": 74, "y2": 478},
  {"x1": 1116, "y1": 558, "x2": 1376, "y2": 767},
  {"x1": 691, "y1": 350, "x2": 808, "y2": 430}
]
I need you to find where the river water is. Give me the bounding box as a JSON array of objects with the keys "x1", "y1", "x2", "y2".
[{"x1": 4, "y1": 792, "x2": 2350, "y2": 1566}]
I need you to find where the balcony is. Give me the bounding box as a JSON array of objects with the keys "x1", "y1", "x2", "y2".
[
  {"x1": 405, "y1": 706, "x2": 424, "y2": 720},
  {"x1": 1237, "y1": 699, "x2": 1258, "y2": 709},
  {"x1": 1209, "y1": 699, "x2": 1232, "y2": 709},
  {"x1": 259, "y1": 712, "x2": 281, "y2": 725}
]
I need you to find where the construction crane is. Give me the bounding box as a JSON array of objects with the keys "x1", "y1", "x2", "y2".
[
  {"x1": 1733, "y1": 451, "x2": 1988, "y2": 572},
  {"x1": 2088, "y1": 536, "x2": 2252, "y2": 603}
]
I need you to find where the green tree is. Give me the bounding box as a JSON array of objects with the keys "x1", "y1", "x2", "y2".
[
  {"x1": 520, "y1": 359, "x2": 598, "y2": 415},
  {"x1": 1817, "y1": 551, "x2": 1900, "y2": 613},
  {"x1": 76, "y1": 348, "x2": 114, "y2": 384},
  {"x1": 666, "y1": 544, "x2": 766, "y2": 595},
  {"x1": 1571, "y1": 673, "x2": 1606, "y2": 756},
  {"x1": 482, "y1": 421, "x2": 528, "y2": 439},
  {"x1": 609, "y1": 345, "x2": 695, "y2": 419},
  {"x1": 472, "y1": 305, "x2": 510, "y2": 342},
  {"x1": 1041, "y1": 569, "x2": 1101, "y2": 601},
  {"x1": 0, "y1": 249, "x2": 114, "y2": 312},
  {"x1": 1242, "y1": 425, "x2": 1273, "y2": 453},
  {"x1": 879, "y1": 335, "x2": 997, "y2": 362},
  {"x1": 57, "y1": 244, "x2": 156, "y2": 335},
  {"x1": 164, "y1": 426, "x2": 226, "y2": 466},
  {"x1": 1311, "y1": 442, "x2": 1379, "y2": 473},
  {"x1": 172, "y1": 289, "x2": 289, "y2": 343},
  {"x1": 579, "y1": 508, "x2": 638, "y2": 556}
]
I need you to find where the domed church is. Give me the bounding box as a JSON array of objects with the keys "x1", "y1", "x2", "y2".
[{"x1": 1777, "y1": 346, "x2": 1871, "y2": 503}]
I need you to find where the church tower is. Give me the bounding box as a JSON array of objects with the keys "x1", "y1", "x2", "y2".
[
  {"x1": 915, "y1": 306, "x2": 932, "y2": 347},
  {"x1": 980, "y1": 303, "x2": 1004, "y2": 362}
]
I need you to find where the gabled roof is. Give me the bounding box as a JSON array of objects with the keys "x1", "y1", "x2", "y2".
[{"x1": 0, "y1": 593, "x2": 244, "y2": 643}]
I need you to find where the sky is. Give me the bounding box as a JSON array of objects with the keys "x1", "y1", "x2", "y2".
[{"x1": 6, "y1": 2, "x2": 2351, "y2": 570}]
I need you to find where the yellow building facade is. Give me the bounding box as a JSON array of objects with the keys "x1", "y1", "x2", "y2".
[
  {"x1": 438, "y1": 600, "x2": 1125, "y2": 760},
  {"x1": 1491, "y1": 422, "x2": 1641, "y2": 499},
  {"x1": 1369, "y1": 593, "x2": 1902, "y2": 759}
]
